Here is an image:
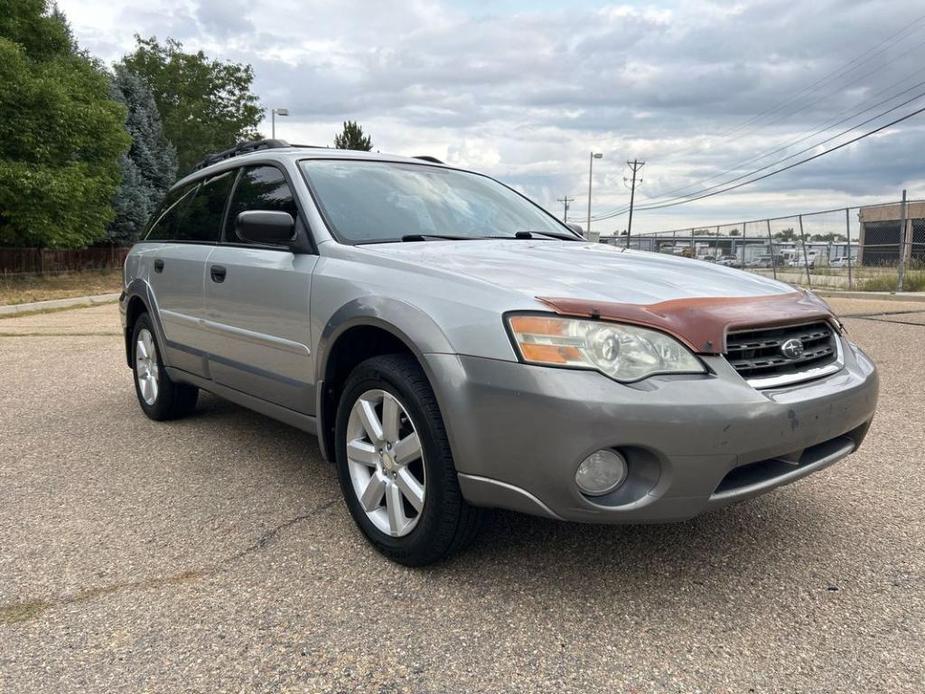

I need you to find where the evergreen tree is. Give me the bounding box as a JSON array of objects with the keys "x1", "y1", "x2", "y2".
[
  {"x1": 110, "y1": 155, "x2": 151, "y2": 243},
  {"x1": 0, "y1": 0, "x2": 129, "y2": 248},
  {"x1": 108, "y1": 65, "x2": 177, "y2": 242},
  {"x1": 334, "y1": 121, "x2": 373, "y2": 151}
]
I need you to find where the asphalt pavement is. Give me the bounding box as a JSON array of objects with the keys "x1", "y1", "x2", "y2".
[{"x1": 0, "y1": 298, "x2": 922, "y2": 693}]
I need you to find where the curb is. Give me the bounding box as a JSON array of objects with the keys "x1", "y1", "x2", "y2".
[
  {"x1": 0, "y1": 292, "x2": 121, "y2": 317},
  {"x1": 813, "y1": 289, "x2": 925, "y2": 303}
]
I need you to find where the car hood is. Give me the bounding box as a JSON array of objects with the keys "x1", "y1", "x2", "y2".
[{"x1": 364, "y1": 239, "x2": 794, "y2": 304}]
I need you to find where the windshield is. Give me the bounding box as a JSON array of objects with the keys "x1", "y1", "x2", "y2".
[{"x1": 299, "y1": 159, "x2": 577, "y2": 244}]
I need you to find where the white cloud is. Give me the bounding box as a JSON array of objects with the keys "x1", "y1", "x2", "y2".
[{"x1": 56, "y1": 0, "x2": 925, "y2": 232}]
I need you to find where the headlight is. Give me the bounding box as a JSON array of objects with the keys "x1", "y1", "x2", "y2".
[{"x1": 507, "y1": 314, "x2": 705, "y2": 382}]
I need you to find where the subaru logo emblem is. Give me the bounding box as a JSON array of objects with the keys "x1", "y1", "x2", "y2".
[{"x1": 780, "y1": 338, "x2": 804, "y2": 360}]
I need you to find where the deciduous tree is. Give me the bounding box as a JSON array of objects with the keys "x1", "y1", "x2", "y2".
[{"x1": 0, "y1": 0, "x2": 129, "y2": 248}]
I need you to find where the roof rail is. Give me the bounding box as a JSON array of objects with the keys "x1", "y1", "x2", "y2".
[
  {"x1": 413, "y1": 155, "x2": 444, "y2": 164},
  {"x1": 193, "y1": 139, "x2": 292, "y2": 171}
]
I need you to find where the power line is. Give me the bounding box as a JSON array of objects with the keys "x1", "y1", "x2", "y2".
[
  {"x1": 604, "y1": 104, "x2": 925, "y2": 216},
  {"x1": 717, "y1": 13, "x2": 925, "y2": 142},
  {"x1": 644, "y1": 64, "x2": 925, "y2": 203},
  {"x1": 720, "y1": 33, "x2": 925, "y2": 151},
  {"x1": 601, "y1": 87, "x2": 925, "y2": 218},
  {"x1": 579, "y1": 13, "x2": 925, "y2": 223},
  {"x1": 621, "y1": 16, "x2": 925, "y2": 209}
]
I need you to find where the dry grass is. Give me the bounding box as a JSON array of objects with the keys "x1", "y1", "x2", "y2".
[
  {"x1": 861, "y1": 270, "x2": 925, "y2": 292},
  {"x1": 0, "y1": 270, "x2": 123, "y2": 306},
  {"x1": 748, "y1": 265, "x2": 925, "y2": 292}
]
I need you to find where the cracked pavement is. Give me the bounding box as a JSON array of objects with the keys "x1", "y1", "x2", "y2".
[{"x1": 0, "y1": 299, "x2": 923, "y2": 693}]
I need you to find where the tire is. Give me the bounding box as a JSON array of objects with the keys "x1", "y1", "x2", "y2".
[
  {"x1": 131, "y1": 312, "x2": 198, "y2": 421},
  {"x1": 334, "y1": 354, "x2": 483, "y2": 566}
]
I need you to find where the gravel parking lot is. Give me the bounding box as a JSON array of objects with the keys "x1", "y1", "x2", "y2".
[{"x1": 1, "y1": 298, "x2": 923, "y2": 693}]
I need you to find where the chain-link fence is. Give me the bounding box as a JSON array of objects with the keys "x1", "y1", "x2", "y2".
[{"x1": 601, "y1": 197, "x2": 925, "y2": 292}]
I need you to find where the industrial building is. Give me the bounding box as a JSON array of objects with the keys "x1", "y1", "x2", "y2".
[{"x1": 858, "y1": 201, "x2": 925, "y2": 265}]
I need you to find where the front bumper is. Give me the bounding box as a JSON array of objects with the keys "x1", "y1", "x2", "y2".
[{"x1": 424, "y1": 336, "x2": 878, "y2": 524}]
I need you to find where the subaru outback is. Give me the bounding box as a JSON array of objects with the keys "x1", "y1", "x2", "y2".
[{"x1": 121, "y1": 140, "x2": 879, "y2": 565}]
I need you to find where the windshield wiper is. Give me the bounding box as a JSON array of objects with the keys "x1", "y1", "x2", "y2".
[
  {"x1": 400, "y1": 233, "x2": 473, "y2": 242},
  {"x1": 513, "y1": 230, "x2": 582, "y2": 241},
  {"x1": 398, "y1": 230, "x2": 582, "y2": 243}
]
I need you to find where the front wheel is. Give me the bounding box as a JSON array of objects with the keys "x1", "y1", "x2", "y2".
[{"x1": 334, "y1": 354, "x2": 483, "y2": 566}]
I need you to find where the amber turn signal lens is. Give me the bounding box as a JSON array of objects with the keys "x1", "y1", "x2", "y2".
[
  {"x1": 520, "y1": 343, "x2": 581, "y2": 364},
  {"x1": 508, "y1": 315, "x2": 567, "y2": 336}
]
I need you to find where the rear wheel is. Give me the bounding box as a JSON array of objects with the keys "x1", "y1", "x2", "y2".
[
  {"x1": 131, "y1": 313, "x2": 198, "y2": 421},
  {"x1": 335, "y1": 354, "x2": 483, "y2": 565}
]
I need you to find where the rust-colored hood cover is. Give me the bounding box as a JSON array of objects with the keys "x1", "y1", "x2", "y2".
[{"x1": 536, "y1": 290, "x2": 835, "y2": 354}]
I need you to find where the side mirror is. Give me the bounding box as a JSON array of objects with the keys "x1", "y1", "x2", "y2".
[
  {"x1": 567, "y1": 223, "x2": 584, "y2": 237},
  {"x1": 235, "y1": 210, "x2": 295, "y2": 245}
]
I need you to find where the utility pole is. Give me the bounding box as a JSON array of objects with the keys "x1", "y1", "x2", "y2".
[
  {"x1": 897, "y1": 189, "x2": 909, "y2": 291},
  {"x1": 624, "y1": 159, "x2": 645, "y2": 245},
  {"x1": 556, "y1": 195, "x2": 575, "y2": 222}
]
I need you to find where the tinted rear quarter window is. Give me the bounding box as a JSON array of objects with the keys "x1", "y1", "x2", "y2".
[
  {"x1": 145, "y1": 170, "x2": 237, "y2": 243},
  {"x1": 145, "y1": 183, "x2": 197, "y2": 241},
  {"x1": 175, "y1": 170, "x2": 237, "y2": 242},
  {"x1": 225, "y1": 165, "x2": 298, "y2": 243}
]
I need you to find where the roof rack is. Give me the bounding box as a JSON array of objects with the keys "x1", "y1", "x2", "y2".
[
  {"x1": 193, "y1": 139, "x2": 293, "y2": 171},
  {"x1": 193, "y1": 142, "x2": 445, "y2": 171}
]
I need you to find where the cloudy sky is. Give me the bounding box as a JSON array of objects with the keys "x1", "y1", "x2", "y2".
[{"x1": 58, "y1": 0, "x2": 925, "y2": 233}]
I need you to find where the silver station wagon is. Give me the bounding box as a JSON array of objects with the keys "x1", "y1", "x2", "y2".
[{"x1": 121, "y1": 140, "x2": 879, "y2": 565}]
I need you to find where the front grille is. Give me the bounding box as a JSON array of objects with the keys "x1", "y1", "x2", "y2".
[{"x1": 725, "y1": 321, "x2": 838, "y2": 384}]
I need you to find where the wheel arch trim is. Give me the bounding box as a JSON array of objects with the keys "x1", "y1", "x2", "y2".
[
  {"x1": 122, "y1": 279, "x2": 170, "y2": 369},
  {"x1": 313, "y1": 297, "x2": 456, "y2": 462}
]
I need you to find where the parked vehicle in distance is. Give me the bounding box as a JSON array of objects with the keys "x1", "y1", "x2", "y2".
[
  {"x1": 696, "y1": 254, "x2": 717, "y2": 262},
  {"x1": 747, "y1": 255, "x2": 773, "y2": 268},
  {"x1": 121, "y1": 141, "x2": 879, "y2": 565},
  {"x1": 789, "y1": 254, "x2": 816, "y2": 269},
  {"x1": 718, "y1": 255, "x2": 739, "y2": 267},
  {"x1": 829, "y1": 256, "x2": 853, "y2": 268}
]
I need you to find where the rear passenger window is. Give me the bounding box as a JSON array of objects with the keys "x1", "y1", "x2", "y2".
[
  {"x1": 174, "y1": 171, "x2": 237, "y2": 242},
  {"x1": 225, "y1": 166, "x2": 298, "y2": 243},
  {"x1": 144, "y1": 171, "x2": 236, "y2": 243}
]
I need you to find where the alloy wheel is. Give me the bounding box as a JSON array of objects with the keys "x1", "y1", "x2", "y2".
[
  {"x1": 135, "y1": 328, "x2": 160, "y2": 405},
  {"x1": 345, "y1": 389, "x2": 426, "y2": 537}
]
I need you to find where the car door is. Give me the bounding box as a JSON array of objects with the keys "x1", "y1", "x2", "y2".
[
  {"x1": 200, "y1": 164, "x2": 318, "y2": 414},
  {"x1": 143, "y1": 170, "x2": 236, "y2": 377}
]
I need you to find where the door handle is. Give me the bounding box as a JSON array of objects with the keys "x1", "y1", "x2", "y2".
[
  {"x1": 153, "y1": 258, "x2": 164, "y2": 273},
  {"x1": 210, "y1": 265, "x2": 227, "y2": 283}
]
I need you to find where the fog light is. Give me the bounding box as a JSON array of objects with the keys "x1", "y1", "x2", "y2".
[{"x1": 575, "y1": 449, "x2": 627, "y2": 496}]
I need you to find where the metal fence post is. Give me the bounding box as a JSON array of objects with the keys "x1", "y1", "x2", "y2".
[
  {"x1": 798, "y1": 214, "x2": 812, "y2": 288},
  {"x1": 690, "y1": 228, "x2": 695, "y2": 257},
  {"x1": 897, "y1": 189, "x2": 908, "y2": 292},
  {"x1": 845, "y1": 208, "x2": 853, "y2": 290},
  {"x1": 766, "y1": 219, "x2": 776, "y2": 280}
]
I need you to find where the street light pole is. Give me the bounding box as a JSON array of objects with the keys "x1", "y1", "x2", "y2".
[
  {"x1": 271, "y1": 107, "x2": 289, "y2": 139},
  {"x1": 586, "y1": 152, "x2": 602, "y2": 236}
]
